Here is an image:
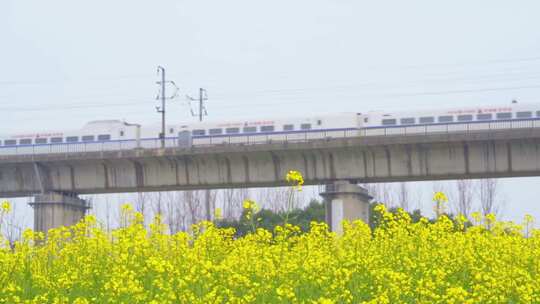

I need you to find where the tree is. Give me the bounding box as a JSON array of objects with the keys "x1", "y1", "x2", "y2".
[
  {"x1": 396, "y1": 182, "x2": 410, "y2": 211},
  {"x1": 183, "y1": 190, "x2": 203, "y2": 227},
  {"x1": 217, "y1": 199, "x2": 325, "y2": 237},
  {"x1": 221, "y1": 188, "x2": 249, "y2": 219},
  {"x1": 150, "y1": 192, "x2": 163, "y2": 218},
  {"x1": 2, "y1": 202, "x2": 24, "y2": 245},
  {"x1": 163, "y1": 191, "x2": 184, "y2": 234},
  {"x1": 479, "y1": 179, "x2": 504, "y2": 216},
  {"x1": 134, "y1": 192, "x2": 150, "y2": 224},
  {"x1": 362, "y1": 183, "x2": 394, "y2": 207},
  {"x1": 453, "y1": 180, "x2": 474, "y2": 218},
  {"x1": 257, "y1": 187, "x2": 291, "y2": 212},
  {"x1": 104, "y1": 196, "x2": 113, "y2": 233}
]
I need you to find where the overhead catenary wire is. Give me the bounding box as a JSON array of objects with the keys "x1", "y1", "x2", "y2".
[
  {"x1": 1, "y1": 65, "x2": 540, "y2": 103},
  {"x1": 1, "y1": 54, "x2": 540, "y2": 87},
  {"x1": 1, "y1": 57, "x2": 540, "y2": 116},
  {"x1": 2, "y1": 82, "x2": 540, "y2": 114}
]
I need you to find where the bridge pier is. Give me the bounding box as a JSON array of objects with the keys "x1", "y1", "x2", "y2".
[
  {"x1": 320, "y1": 181, "x2": 372, "y2": 234},
  {"x1": 29, "y1": 192, "x2": 91, "y2": 233}
]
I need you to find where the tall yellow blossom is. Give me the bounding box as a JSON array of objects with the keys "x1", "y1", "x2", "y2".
[
  {"x1": 1, "y1": 200, "x2": 11, "y2": 213},
  {"x1": 286, "y1": 170, "x2": 304, "y2": 191},
  {"x1": 432, "y1": 191, "x2": 448, "y2": 218},
  {"x1": 214, "y1": 207, "x2": 223, "y2": 220},
  {"x1": 242, "y1": 199, "x2": 259, "y2": 212}
]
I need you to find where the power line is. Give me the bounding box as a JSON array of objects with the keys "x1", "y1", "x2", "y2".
[
  {"x1": 1, "y1": 54, "x2": 540, "y2": 87},
  {"x1": 0, "y1": 85, "x2": 540, "y2": 113},
  {"x1": 0, "y1": 99, "x2": 152, "y2": 111},
  {"x1": 2, "y1": 82, "x2": 540, "y2": 114},
  {"x1": 0, "y1": 74, "x2": 153, "y2": 86},
  {"x1": 207, "y1": 73, "x2": 540, "y2": 99},
  {"x1": 1, "y1": 65, "x2": 540, "y2": 105}
]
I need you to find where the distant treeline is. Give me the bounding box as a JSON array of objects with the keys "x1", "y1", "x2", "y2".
[{"x1": 217, "y1": 199, "x2": 429, "y2": 237}]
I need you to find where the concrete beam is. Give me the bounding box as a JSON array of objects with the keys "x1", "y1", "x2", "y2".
[{"x1": 1, "y1": 130, "x2": 540, "y2": 197}]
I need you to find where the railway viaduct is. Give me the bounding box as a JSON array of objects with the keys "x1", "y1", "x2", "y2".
[{"x1": 2, "y1": 128, "x2": 540, "y2": 233}]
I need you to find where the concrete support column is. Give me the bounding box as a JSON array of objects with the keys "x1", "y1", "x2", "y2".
[
  {"x1": 320, "y1": 181, "x2": 372, "y2": 234},
  {"x1": 29, "y1": 192, "x2": 91, "y2": 233}
]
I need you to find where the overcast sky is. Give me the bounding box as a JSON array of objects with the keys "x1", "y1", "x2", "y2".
[{"x1": 2, "y1": 0, "x2": 540, "y2": 227}]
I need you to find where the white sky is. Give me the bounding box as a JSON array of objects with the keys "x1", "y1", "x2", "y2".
[{"x1": 1, "y1": 0, "x2": 540, "y2": 228}]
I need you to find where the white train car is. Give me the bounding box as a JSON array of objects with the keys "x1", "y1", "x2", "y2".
[
  {"x1": 0, "y1": 120, "x2": 141, "y2": 155},
  {"x1": 0, "y1": 113, "x2": 360, "y2": 155},
  {"x1": 3, "y1": 102, "x2": 540, "y2": 156},
  {"x1": 360, "y1": 103, "x2": 540, "y2": 136},
  {"x1": 179, "y1": 113, "x2": 360, "y2": 147}
]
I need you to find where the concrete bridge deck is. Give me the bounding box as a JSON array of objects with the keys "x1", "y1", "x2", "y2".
[{"x1": 1, "y1": 128, "x2": 540, "y2": 198}]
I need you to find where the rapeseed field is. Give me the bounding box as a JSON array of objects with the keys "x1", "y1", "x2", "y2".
[{"x1": 0, "y1": 172, "x2": 538, "y2": 303}]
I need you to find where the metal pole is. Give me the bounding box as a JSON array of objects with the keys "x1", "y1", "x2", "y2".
[
  {"x1": 161, "y1": 67, "x2": 166, "y2": 148},
  {"x1": 199, "y1": 88, "x2": 203, "y2": 122},
  {"x1": 200, "y1": 88, "x2": 210, "y2": 221},
  {"x1": 205, "y1": 189, "x2": 211, "y2": 221}
]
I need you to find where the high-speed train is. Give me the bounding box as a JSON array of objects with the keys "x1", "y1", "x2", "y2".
[{"x1": 0, "y1": 103, "x2": 538, "y2": 155}]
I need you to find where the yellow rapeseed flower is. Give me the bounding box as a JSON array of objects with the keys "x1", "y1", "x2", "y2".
[
  {"x1": 432, "y1": 191, "x2": 448, "y2": 203},
  {"x1": 432, "y1": 191, "x2": 448, "y2": 218},
  {"x1": 120, "y1": 203, "x2": 133, "y2": 212},
  {"x1": 214, "y1": 208, "x2": 223, "y2": 220},
  {"x1": 0, "y1": 173, "x2": 537, "y2": 303},
  {"x1": 1, "y1": 200, "x2": 11, "y2": 213},
  {"x1": 242, "y1": 199, "x2": 259, "y2": 212},
  {"x1": 286, "y1": 170, "x2": 304, "y2": 191}
]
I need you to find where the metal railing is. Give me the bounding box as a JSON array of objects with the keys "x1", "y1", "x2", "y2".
[
  {"x1": 0, "y1": 130, "x2": 359, "y2": 157},
  {"x1": 360, "y1": 119, "x2": 540, "y2": 137},
  {"x1": 0, "y1": 119, "x2": 539, "y2": 157}
]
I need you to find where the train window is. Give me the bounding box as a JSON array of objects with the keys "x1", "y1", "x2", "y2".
[
  {"x1": 243, "y1": 126, "x2": 257, "y2": 133},
  {"x1": 169, "y1": 128, "x2": 174, "y2": 134},
  {"x1": 260, "y1": 126, "x2": 275, "y2": 132},
  {"x1": 82, "y1": 135, "x2": 95, "y2": 142},
  {"x1": 0, "y1": 140, "x2": 2, "y2": 146},
  {"x1": 400, "y1": 118, "x2": 415, "y2": 125},
  {"x1": 364, "y1": 117, "x2": 369, "y2": 123},
  {"x1": 66, "y1": 136, "x2": 79, "y2": 143},
  {"x1": 457, "y1": 115, "x2": 473, "y2": 122},
  {"x1": 226, "y1": 128, "x2": 240, "y2": 134},
  {"x1": 97, "y1": 134, "x2": 111, "y2": 141},
  {"x1": 51, "y1": 137, "x2": 63, "y2": 143},
  {"x1": 119, "y1": 131, "x2": 125, "y2": 137},
  {"x1": 4, "y1": 140, "x2": 16, "y2": 146},
  {"x1": 192, "y1": 129, "x2": 206, "y2": 136},
  {"x1": 381, "y1": 119, "x2": 396, "y2": 126},
  {"x1": 209, "y1": 128, "x2": 223, "y2": 135},
  {"x1": 35, "y1": 138, "x2": 47, "y2": 144},
  {"x1": 537, "y1": 111, "x2": 540, "y2": 117},
  {"x1": 19, "y1": 139, "x2": 32, "y2": 145},
  {"x1": 301, "y1": 123, "x2": 312, "y2": 130},
  {"x1": 477, "y1": 113, "x2": 492, "y2": 120},
  {"x1": 419, "y1": 117, "x2": 435, "y2": 124},
  {"x1": 317, "y1": 120, "x2": 322, "y2": 126},
  {"x1": 516, "y1": 111, "x2": 532, "y2": 118},
  {"x1": 496, "y1": 112, "x2": 512, "y2": 119},
  {"x1": 283, "y1": 124, "x2": 294, "y2": 131},
  {"x1": 438, "y1": 116, "x2": 454, "y2": 123}
]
